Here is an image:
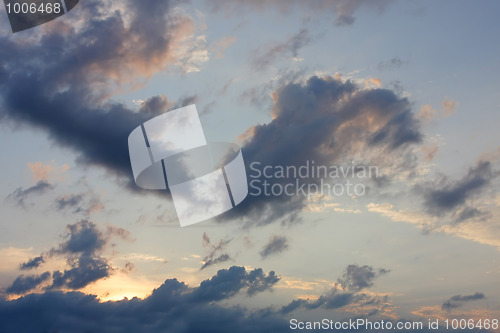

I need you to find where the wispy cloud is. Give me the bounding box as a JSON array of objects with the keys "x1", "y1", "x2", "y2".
[
  {"x1": 251, "y1": 29, "x2": 311, "y2": 71},
  {"x1": 260, "y1": 235, "x2": 288, "y2": 258},
  {"x1": 7, "y1": 181, "x2": 54, "y2": 208},
  {"x1": 442, "y1": 292, "x2": 485, "y2": 311},
  {"x1": 200, "y1": 233, "x2": 233, "y2": 270}
]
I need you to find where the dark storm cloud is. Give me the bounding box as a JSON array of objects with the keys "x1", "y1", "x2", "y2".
[
  {"x1": 5, "y1": 220, "x2": 130, "y2": 295},
  {"x1": 200, "y1": 233, "x2": 233, "y2": 270},
  {"x1": 6, "y1": 181, "x2": 54, "y2": 207},
  {"x1": 338, "y1": 265, "x2": 390, "y2": 292},
  {"x1": 0, "y1": 266, "x2": 286, "y2": 333},
  {"x1": 221, "y1": 75, "x2": 422, "y2": 225},
  {"x1": 20, "y1": 256, "x2": 45, "y2": 270},
  {"x1": 208, "y1": 0, "x2": 392, "y2": 26},
  {"x1": 0, "y1": 0, "x2": 193, "y2": 188},
  {"x1": 260, "y1": 235, "x2": 288, "y2": 258},
  {"x1": 442, "y1": 292, "x2": 485, "y2": 311},
  {"x1": 252, "y1": 29, "x2": 311, "y2": 70},
  {"x1": 423, "y1": 161, "x2": 498, "y2": 216}
]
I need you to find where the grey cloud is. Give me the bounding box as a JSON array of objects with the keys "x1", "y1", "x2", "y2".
[
  {"x1": 208, "y1": 0, "x2": 392, "y2": 27},
  {"x1": 49, "y1": 256, "x2": 111, "y2": 290},
  {"x1": 200, "y1": 233, "x2": 233, "y2": 270},
  {"x1": 246, "y1": 268, "x2": 280, "y2": 296},
  {"x1": 200, "y1": 254, "x2": 231, "y2": 270},
  {"x1": 0, "y1": 0, "x2": 194, "y2": 191},
  {"x1": 4, "y1": 272, "x2": 51, "y2": 295},
  {"x1": 442, "y1": 292, "x2": 485, "y2": 311},
  {"x1": 423, "y1": 161, "x2": 497, "y2": 216},
  {"x1": 5, "y1": 220, "x2": 130, "y2": 295},
  {"x1": 122, "y1": 261, "x2": 135, "y2": 273},
  {"x1": 56, "y1": 220, "x2": 107, "y2": 255},
  {"x1": 239, "y1": 68, "x2": 307, "y2": 108},
  {"x1": 222, "y1": 75, "x2": 423, "y2": 225},
  {"x1": 369, "y1": 109, "x2": 421, "y2": 149},
  {"x1": 252, "y1": 29, "x2": 311, "y2": 70},
  {"x1": 54, "y1": 188, "x2": 105, "y2": 218},
  {"x1": 7, "y1": 181, "x2": 54, "y2": 208},
  {"x1": 378, "y1": 57, "x2": 405, "y2": 71},
  {"x1": 281, "y1": 292, "x2": 356, "y2": 314},
  {"x1": 331, "y1": 0, "x2": 393, "y2": 26},
  {"x1": 338, "y1": 264, "x2": 389, "y2": 291},
  {"x1": 4, "y1": 263, "x2": 473, "y2": 333},
  {"x1": 0, "y1": 266, "x2": 285, "y2": 333},
  {"x1": 453, "y1": 206, "x2": 491, "y2": 224},
  {"x1": 193, "y1": 266, "x2": 279, "y2": 301},
  {"x1": 55, "y1": 194, "x2": 84, "y2": 211},
  {"x1": 20, "y1": 256, "x2": 45, "y2": 270},
  {"x1": 281, "y1": 264, "x2": 390, "y2": 314},
  {"x1": 260, "y1": 235, "x2": 288, "y2": 258}
]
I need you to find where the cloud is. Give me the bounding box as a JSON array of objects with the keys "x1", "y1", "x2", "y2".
[
  {"x1": 222, "y1": 75, "x2": 423, "y2": 225},
  {"x1": 121, "y1": 261, "x2": 135, "y2": 273},
  {"x1": 212, "y1": 36, "x2": 237, "y2": 59},
  {"x1": 281, "y1": 264, "x2": 390, "y2": 314},
  {"x1": 4, "y1": 272, "x2": 51, "y2": 295},
  {"x1": 452, "y1": 206, "x2": 491, "y2": 225},
  {"x1": 251, "y1": 29, "x2": 311, "y2": 70},
  {"x1": 442, "y1": 98, "x2": 458, "y2": 116},
  {"x1": 200, "y1": 233, "x2": 232, "y2": 270},
  {"x1": 421, "y1": 142, "x2": 438, "y2": 162},
  {"x1": 365, "y1": 77, "x2": 382, "y2": 87},
  {"x1": 19, "y1": 256, "x2": 45, "y2": 270},
  {"x1": 442, "y1": 292, "x2": 485, "y2": 311},
  {"x1": 49, "y1": 256, "x2": 111, "y2": 290},
  {"x1": 367, "y1": 202, "x2": 436, "y2": 228},
  {"x1": 54, "y1": 188, "x2": 104, "y2": 217},
  {"x1": 200, "y1": 254, "x2": 231, "y2": 270},
  {"x1": 417, "y1": 99, "x2": 457, "y2": 123},
  {"x1": 27, "y1": 161, "x2": 69, "y2": 182},
  {"x1": 337, "y1": 264, "x2": 389, "y2": 292},
  {"x1": 378, "y1": 57, "x2": 405, "y2": 71},
  {"x1": 55, "y1": 194, "x2": 85, "y2": 211},
  {"x1": 238, "y1": 68, "x2": 307, "y2": 108},
  {"x1": 208, "y1": 0, "x2": 392, "y2": 26},
  {"x1": 0, "y1": 0, "x2": 202, "y2": 189},
  {"x1": 260, "y1": 235, "x2": 288, "y2": 258},
  {"x1": 193, "y1": 266, "x2": 279, "y2": 300},
  {"x1": 5, "y1": 220, "x2": 131, "y2": 295},
  {"x1": 417, "y1": 104, "x2": 437, "y2": 122},
  {"x1": 6, "y1": 181, "x2": 54, "y2": 208},
  {"x1": 423, "y1": 161, "x2": 498, "y2": 216},
  {"x1": 0, "y1": 266, "x2": 285, "y2": 333}
]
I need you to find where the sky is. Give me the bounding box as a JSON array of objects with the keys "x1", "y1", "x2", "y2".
[{"x1": 0, "y1": 0, "x2": 500, "y2": 332}]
